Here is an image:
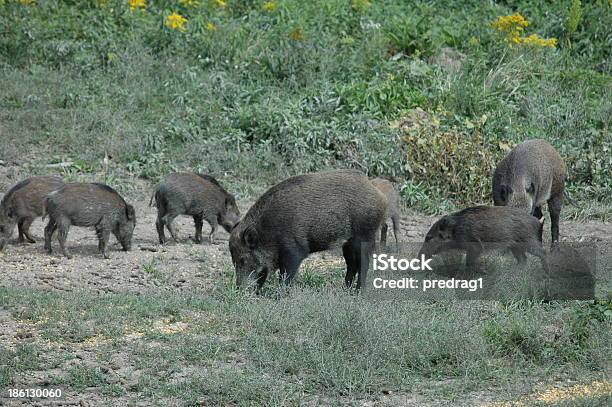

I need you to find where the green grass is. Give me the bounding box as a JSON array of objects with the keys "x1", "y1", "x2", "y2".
[
  {"x1": 0, "y1": 0, "x2": 610, "y2": 214},
  {"x1": 0, "y1": 282, "x2": 610, "y2": 405}
]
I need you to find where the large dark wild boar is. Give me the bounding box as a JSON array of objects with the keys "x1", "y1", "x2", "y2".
[
  {"x1": 0, "y1": 176, "x2": 65, "y2": 251},
  {"x1": 151, "y1": 172, "x2": 240, "y2": 244},
  {"x1": 229, "y1": 170, "x2": 386, "y2": 292},
  {"x1": 418, "y1": 206, "x2": 548, "y2": 275},
  {"x1": 492, "y1": 139, "x2": 566, "y2": 246},
  {"x1": 43, "y1": 183, "x2": 136, "y2": 259},
  {"x1": 371, "y1": 178, "x2": 401, "y2": 250}
]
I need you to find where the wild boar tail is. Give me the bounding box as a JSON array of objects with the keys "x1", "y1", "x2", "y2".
[{"x1": 41, "y1": 196, "x2": 49, "y2": 220}]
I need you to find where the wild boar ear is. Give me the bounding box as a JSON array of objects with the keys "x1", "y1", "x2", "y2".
[
  {"x1": 439, "y1": 216, "x2": 456, "y2": 238},
  {"x1": 126, "y1": 205, "x2": 136, "y2": 221},
  {"x1": 439, "y1": 216, "x2": 455, "y2": 231},
  {"x1": 243, "y1": 227, "x2": 258, "y2": 250},
  {"x1": 499, "y1": 185, "x2": 508, "y2": 201},
  {"x1": 526, "y1": 182, "x2": 535, "y2": 194},
  {"x1": 225, "y1": 196, "x2": 236, "y2": 210}
]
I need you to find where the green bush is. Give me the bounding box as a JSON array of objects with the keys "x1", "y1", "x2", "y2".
[{"x1": 0, "y1": 0, "x2": 609, "y2": 214}]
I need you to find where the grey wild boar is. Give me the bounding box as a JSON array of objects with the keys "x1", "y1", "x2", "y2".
[
  {"x1": 492, "y1": 139, "x2": 566, "y2": 246},
  {"x1": 0, "y1": 176, "x2": 65, "y2": 251},
  {"x1": 418, "y1": 206, "x2": 548, "y2": 276},
  {"x1": 43, "y1": 183, "x2": 136, "y2": 259},
  {"x1": 229, "y1": 169, "x2": 387, "y2": 292},
  {"x1": 371, "y1": 178, "x2": 401, "y2": 250},
  {"x1": 150, "y1": 172, "x2": 240, "y2": 244}
]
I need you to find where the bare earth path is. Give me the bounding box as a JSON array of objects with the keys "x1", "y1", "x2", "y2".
[
  {"x1": 0, "y1": 200, "x2": 610, "y2": 294},
  {"x1": 0, "y1": 197, "x2": 610, "y2": 296}
]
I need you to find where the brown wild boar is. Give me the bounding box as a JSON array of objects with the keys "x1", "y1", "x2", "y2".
[
  {"x1": 492, "y1": 139, "x2": 566, "y2": 246},
  {"x1": 418, "y1": 206, "x2": 548, "y2": 275},
  {"x1": 371, "y1": 178, "x2": 401, "y2": 250},
  {"x1": 0, "y1": 176, "x2": 65, "y2": 251},
  {"x1": 150, "y1": 172, "x2": 240, "y2": 244},
  {"x1": 43, "y1": 183, "x2": 136, "y2": 259},
  {"x1": 229, "y1": 169, "x2": 387, "y2": 292}
]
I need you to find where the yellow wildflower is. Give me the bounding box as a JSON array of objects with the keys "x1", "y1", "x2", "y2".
[
  {"x1": 520, "y1": 33, "x2": 557, "y2": 48},
  {"x1": 206, "y1": 22, "x2": 216, "y2": 31},
  {"x1": 262, "y1": 1, "x2": 276, "y2": 12},
  {"x1": 491, "y1": 13, "x2": 529, "y2": 32},
  {"x1": 288, "y1": 27, "x2": 304, "y2": 41},
  {"x1": 491, "y1": 13, "x2": 556, "y2": 48},
  {"x1": 491, "y1": 13, "x2": 528, "y2": 43},
  {"x1": 165, "y1": 13, "x2": 188, "y2": 32},
  {"x1": 19, "y1": 0, "x2": 36, "y2": 4},
  {"x1": 128, "y1": 0, "x2": 146, "y2": 10},
  {"x1": 212, "y1": 0, "x2": 226, "y2": 7},
  {"x1": 179, "y1": 0, "x2": 199, "y2": 6}
]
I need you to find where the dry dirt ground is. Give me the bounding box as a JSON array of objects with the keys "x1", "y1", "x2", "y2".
[{"x1": 0, "y1": 198, "x2": 610, "y2": 295}]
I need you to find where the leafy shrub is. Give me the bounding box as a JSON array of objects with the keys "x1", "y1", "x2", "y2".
[
  {"x1": 396, "y1": 108, "x2": 503, "y2": 205},
  {"x1": 0, "y1": 0, "x2": 609, "y2": 215}
]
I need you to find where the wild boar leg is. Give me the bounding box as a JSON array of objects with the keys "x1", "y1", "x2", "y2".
[
  {"x1": 342, "y1": 240, "x2": 358, "y2": 288},
  {"x1": 533, "y1": 206, "x2": 544, "y2": 242},
  {"x1": 164, "y1": 214, "x2": 179, "y2": 242},
  {"x1": 279, "y1": 248, "x2": 305, "y2": 286},
  {"x1": 44, "y1": 219, "x2": 57, "y2": 253},
  {"x1": 356, "y1": 239, "x2": 375, "y2": 290},
  {"x1": 22, "y1": 217, "x2": 36, "y2": 243},
  {"x1": 255, "y1": 269, "x2": 269, "y2": 295},
  {"x1": 511, "y1": 246, "x2": 528, "y2": 265},
  {"x1": 464, "y1": 246, "x2": 482, "y2": 277},
  {"x1": 57, "y1": 223, "x2": 71, "y2": 259},
  {"x1": 526, "y1": 242, "x2": 550, "y2": 274},
  {"x1": 391, "y1": 213, "x2": 401, "y2": 252},
  {"x1": 548, "y1": 195, "x2": 562, "y2": 248},
  {"x1": 96, "y1": 225, "x2": 111, "y2": 259},
  {"x1": 156, "y1": 215, "x2": 166, "y2": 244},
  {"x1": 193, "y1": 214, "x2": 203, "y2": 244},
  {"x1": 18, "y1": 218, "x2": 36, "y2": 243},
  {"x1": 380, "y1": 222, "x2": 388, "y2": 248},
  {"x1": 207, "y1": 217, "x2": 218, "y2": 244}
]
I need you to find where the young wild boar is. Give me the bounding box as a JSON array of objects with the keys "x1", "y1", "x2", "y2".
[
  {"x1": 0, "y1": 176, "x2": 65, "y2": 251},
  {"x1": 43, "y1": 183, "x2": 136, "y2": 259},
  {"x1": 150, "y1": 172, "x2": 240, "y2": 245},
  {"x1": 492, "y1": 139, "x2": 566, "y2": 246},
  {"x1": 229, "y1": 169, "x2": 387, "y2": 292},
  {"x1": 418, "y1": 206, "x2": 549, "y2": 276},
  {"x1": 370, "y1": 178, "x2": 401, "y2": 250}
]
